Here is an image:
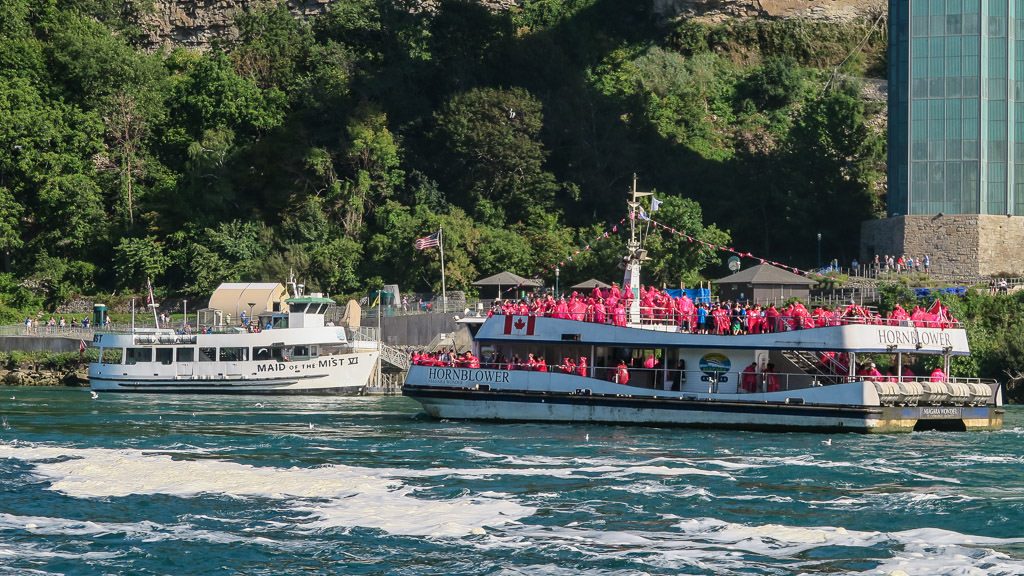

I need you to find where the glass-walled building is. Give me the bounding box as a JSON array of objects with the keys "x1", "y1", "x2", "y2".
[{"x1": 889, "y1": 0, "x2": 1024, "y2": 216}]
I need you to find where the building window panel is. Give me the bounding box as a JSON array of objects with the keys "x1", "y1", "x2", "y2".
[
  {"x1": 914, "y1": 78, "x2": 930, "y2": 97},
  {"x1": 962, "y1": 35, "x2": 979, "y2": 56},
  {"x1": 913, "y1": 16, "x2": 929, "y2": 36},
  {"x1": 946, "y1": 77, "x2": 962, "y2": 96},
  {"x1": 947, "y1": 139, "x2": 963, "y2": 159},
  {"x1": 963, "y1": 140, "x2": 979, "y2": 159},
  {"x1": 946, "y1": 14, "x2": 962, "y2": 34}
]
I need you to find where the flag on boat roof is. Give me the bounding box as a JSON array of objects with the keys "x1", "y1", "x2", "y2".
[{"x1": 650, "y1": 196, "x2": 662, "y2": 212}]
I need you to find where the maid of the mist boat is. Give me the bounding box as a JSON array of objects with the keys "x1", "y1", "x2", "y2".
[
  {"x1": 403, "y1": 181, "x2": 1003, "y2": 432},
  {"x1": 89, "y1": 282, "x2": 379, "y2": 395}
]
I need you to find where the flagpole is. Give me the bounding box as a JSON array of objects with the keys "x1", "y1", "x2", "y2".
[
  {"x1": 439, "y1": 227, "x2": 447, "y2": 313},
  {"x1": 147, "y1": 278, "x2": 159, "y2": 329}
]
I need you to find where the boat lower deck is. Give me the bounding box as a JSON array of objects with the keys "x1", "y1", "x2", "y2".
[{"x1": 402, "y1": 384, "x2": 1003, "y2": 433}]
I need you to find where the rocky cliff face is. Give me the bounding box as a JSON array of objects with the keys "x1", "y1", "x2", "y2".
[
  {"x1": 142, "y1": 0, "x2": 886, "y2": 50},
  {"x1": 652, "y1": 0, "x2": 885, "y2": 22}
]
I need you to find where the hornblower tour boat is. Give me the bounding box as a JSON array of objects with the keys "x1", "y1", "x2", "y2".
[
  {"x1": 89, "y1": 286, "x2": 379, "y2": 395},
  {"x1": 402, "y1": 185, "x2": 1004, "y2": 433}
]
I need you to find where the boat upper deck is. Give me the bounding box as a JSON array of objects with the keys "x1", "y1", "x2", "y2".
[
  {"x1": 475, "y1": 315, "x2": 970, "y2": 355},
  {"x1": 92, "y1": 325, "x2": 353, "y2": 348}
]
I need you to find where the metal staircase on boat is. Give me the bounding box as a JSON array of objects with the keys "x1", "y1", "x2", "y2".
[{"x1": 779, "y1": 350, "x2": 847, "y2": 385}]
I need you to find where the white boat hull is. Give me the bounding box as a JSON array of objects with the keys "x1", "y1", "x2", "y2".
[
  {"x1": 402, "y1": 367, "x2": 1003, "y2": 433},
  {"x1": 90, "y1": 351, "x2": 379, "y2": 395}
]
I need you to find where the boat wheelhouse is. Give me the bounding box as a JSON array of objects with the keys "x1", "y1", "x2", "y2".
[{"x1": 89, "y1": 290, "x2": 379, "y2": 395}]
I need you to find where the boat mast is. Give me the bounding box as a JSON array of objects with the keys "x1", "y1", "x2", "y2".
[{"x1": 625, "y1": 174, "x2": 651, "y2": 324}]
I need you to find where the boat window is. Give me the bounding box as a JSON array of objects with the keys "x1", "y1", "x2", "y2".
[
  {"x1": 102, "y1": 348, "x2": 124, "y2": 365},
  {"x1": 125, "y1": 348, "x2": 152, "y2": 365},
  {"x1": 155, "y1": 348, "x2": 173, "y2": 365},
  {"x1": 289, "y1": 302, "x2": 308, "y2": 314},
  {"x1": 253, "y1": 347, "x2": 273, "y2": 361},
  {"x1": 319, "y1": 344, "x2": 347, "y2": 356},
  {"x1": 199, "y1": 347, "x2": 217, "y2": 362},
  {"x1": 292, "y1": 345, "x2": 310, "y2": 359},
  {"x1": 219, "y1": 347, "x2": 249, "y2": 361},
  {"x1": 176, "y1": 348, "x2": 195, "y2": 362},
  {"x1": 309, "y1": 345, "x2": 318, "y2": 357}
]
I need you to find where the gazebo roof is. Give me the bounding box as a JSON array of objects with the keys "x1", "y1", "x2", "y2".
[
  {"x1": 714, "y1": 264, "x2": 816, "y2": 286},
  {"x1": 472, "y1": 271, "x2": 543, "y2": 287},
  {"x1": 571, "y1": 278, "x2": 611, "y2": 290}
]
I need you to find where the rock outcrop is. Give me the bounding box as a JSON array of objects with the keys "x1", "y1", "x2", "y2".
[
  {"x1": 652, "y1": 0, "x2": 885, "y2": 22},
  {"x1": 141, "y1": 0, "x2": 887, "y2": 51},
  {"x1": 1, "y1": 368, "x2": 86, "y2": 387}
]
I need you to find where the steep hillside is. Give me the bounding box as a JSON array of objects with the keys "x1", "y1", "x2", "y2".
[{"x1": 1, "y1": 0, "x2": 886, "y2": 312}]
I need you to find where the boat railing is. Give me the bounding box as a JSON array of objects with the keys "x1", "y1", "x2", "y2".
[
  {"x1": 413, "y1": 360, "x2": 995, "y2": 394},
  {"x1": 491, "y1": 311, "x2": 962, "y2": 332}
]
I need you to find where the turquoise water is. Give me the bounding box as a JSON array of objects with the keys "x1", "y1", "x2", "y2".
[{"x1": 0, "y1": 387, "x2": 1022, "y2": 575}]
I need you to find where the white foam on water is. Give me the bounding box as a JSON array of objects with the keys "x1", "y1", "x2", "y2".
[
  {"x1": 476, "y1": 516, "x2": 1024, "y2": 574},
  {"x1": 721, "y1": 494, "x2": 795, "y2": 503},
  {"x1": 598, "y1": 465, "x2": 732, "y2": 479},
  {"x1": 459, "y1": 448, "x2": 745, "y2": 475},
  {"x1": 0, "y1": 512, "x2": 287, "y2": 548},
  {"x1": 699, "y1": 458, "x2": 768, "y2": 470},
  {"x1": 607, "y1": 481, "x2": 710, "y2": 498},
  {"x1": 0, "y1": 443, "x2": 534, "y2": 538},
  {"x1": 954, "y1": 454, "x2": 1024, "y2": 464},
  {"x1": 744, "y1": 455, "x2": 962, "y2": 484}
]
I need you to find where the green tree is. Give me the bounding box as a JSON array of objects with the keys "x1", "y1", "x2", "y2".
[
  {"x1": 432, "y1": 86, "x2": 558, "y2": 225},
  {"x1": 743, "y1": 55, "x2": 802, "y2": 109},
  {"x1": 0, "y1": 187, "x2": 24, "y2": 270},
  {"x1": 233, "y1": 2, "x2": 314, "y2": 91},
  {"x1": 335, "y1": 105, "x2": 404, "y2": 236},
  {"x1": 168, "y1": 53, "x2": 286, "y2": 139},
  {"x1": 114, "y1": 236, "x2": 171, "y2": 289}
]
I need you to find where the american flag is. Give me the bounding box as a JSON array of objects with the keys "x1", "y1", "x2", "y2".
[{"x1": 414, "y1": 230, "x2": 440, "y2": 250}]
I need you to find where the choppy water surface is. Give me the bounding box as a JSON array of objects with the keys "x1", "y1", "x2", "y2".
[{"x1": 0, "y1": 387, "x2": 1022, "y2": 575}]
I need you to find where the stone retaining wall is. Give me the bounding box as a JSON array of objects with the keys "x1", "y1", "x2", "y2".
[{"x1": 860, "y1": 215, "x2": 1024, "y2": 278}]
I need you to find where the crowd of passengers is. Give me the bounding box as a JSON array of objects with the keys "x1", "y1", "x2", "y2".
[{"x1": 487, "y1": 284, "x2": 958, "y2": 333}]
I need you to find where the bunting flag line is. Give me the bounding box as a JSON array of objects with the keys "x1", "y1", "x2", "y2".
[{"x1": 522, "y1": 212, "x2": 815, "y2": 298}]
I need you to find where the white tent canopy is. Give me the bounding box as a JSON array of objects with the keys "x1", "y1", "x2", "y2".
[{"x1": 207, "y1": 283, "x2": 289, "y2": 319}]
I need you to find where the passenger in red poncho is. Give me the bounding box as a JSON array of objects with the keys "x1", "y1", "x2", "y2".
[
  {"x1": 740, "y1": 362, "x2": 758, "y2": 393},
  {"x1": 615, "y1": 360, "x2": 630, "y2": 385}
]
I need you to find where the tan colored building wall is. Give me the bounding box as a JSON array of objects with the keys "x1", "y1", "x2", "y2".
[{"x1": 860, "y1": 215, "x2": 1024, "y2": 278}]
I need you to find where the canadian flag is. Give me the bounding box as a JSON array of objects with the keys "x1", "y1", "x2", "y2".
[{"x1": 503, "y1": 315, "x2": 536, "y2": 336}]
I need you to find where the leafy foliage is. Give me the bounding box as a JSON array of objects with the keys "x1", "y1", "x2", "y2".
[{"x1": 0, "y1": 1, "x2": 888, "y2": 303}]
